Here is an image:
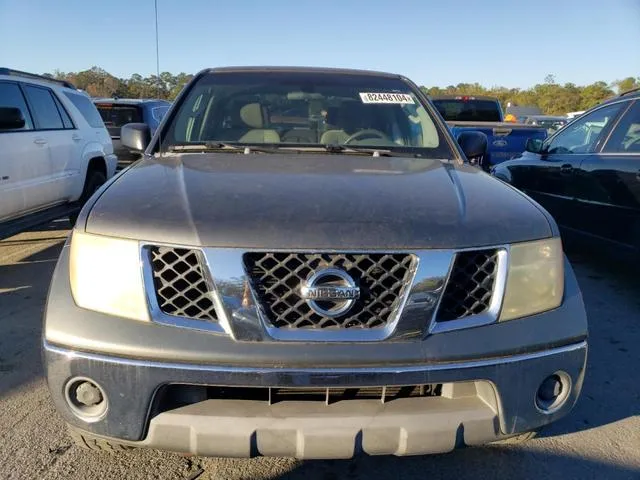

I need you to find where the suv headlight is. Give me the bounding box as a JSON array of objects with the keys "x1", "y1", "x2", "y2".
[
  {"x1": 69, "y1": 232, "x2": 149, "y2": 321},
  {"x1": 499, "y1": 237, "x2": 564, "y2": 321}
]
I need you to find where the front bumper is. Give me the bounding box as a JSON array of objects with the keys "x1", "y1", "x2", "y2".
[
  {"x1": 45, "y1": 341, "x2": 587, "y2": 458},
  {"x1": 44, "y1": 242, "x2": 588, "y2": 458}
]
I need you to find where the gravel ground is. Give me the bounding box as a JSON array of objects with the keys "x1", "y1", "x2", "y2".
[{"x1": 0, "y1": 221, "x2": 638, "y2": 480}]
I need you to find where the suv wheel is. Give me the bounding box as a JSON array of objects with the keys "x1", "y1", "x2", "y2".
[
  {"x1": 69, "y1": 169, "x2": 106, "y2": 226},
  {"x1": 67, "y1": 425, "x2": 133, "y2": 453}
]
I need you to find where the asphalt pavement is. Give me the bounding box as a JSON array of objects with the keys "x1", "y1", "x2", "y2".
[{"x1": 0, "y1": 221, "x2": 638, "y2": 480}]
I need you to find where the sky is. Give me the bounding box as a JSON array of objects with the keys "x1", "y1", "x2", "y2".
[{"x1": 0, "y1": 0, "x2": 639, "y2": 89}]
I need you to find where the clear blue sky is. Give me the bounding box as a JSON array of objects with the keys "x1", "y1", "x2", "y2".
[{"x1": 1, "y1": 0, "x2": 638, "y2": 88}]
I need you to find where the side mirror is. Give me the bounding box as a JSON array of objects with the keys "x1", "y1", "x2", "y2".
[
  {"x1": 525, "y1": 138, "x2": 544, "y2": 154},
  {"x1": 0, "y1": 107, "x2": 26, "y2": 130},
  {"x1": 457, "y1": 131, "x2": 488, "y2": 160},
  {"x1": 121, "y1": 123, "x2": 151, "y2": 152}
]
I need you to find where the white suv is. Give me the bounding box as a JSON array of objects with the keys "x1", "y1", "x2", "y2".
[{"x1": 0, "y1": 69, "x2": 117, "y2": 223}]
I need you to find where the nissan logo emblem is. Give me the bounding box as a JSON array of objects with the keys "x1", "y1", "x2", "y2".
[{"x1": 300, "y1": 268, "x2": 360, "y2": 318}]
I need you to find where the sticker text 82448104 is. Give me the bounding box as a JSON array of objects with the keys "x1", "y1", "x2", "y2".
[{"x1": 359, "y1": 92, "x2": 414, "y2": 104}]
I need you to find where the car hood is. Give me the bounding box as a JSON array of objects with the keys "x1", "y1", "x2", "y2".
[{"x1": 85, "y1": 153, "x2": 552, "y2": 249}]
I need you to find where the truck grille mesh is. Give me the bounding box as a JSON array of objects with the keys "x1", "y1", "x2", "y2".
[
  {"x1": 149, "y1": 247, "x2": 218, "y2": 321},
  {"x1": 244, "y1": 253, "x2": 415, "y2": 329},
  {"x1": 155, "y1": 384, "x2": 444, "y2": 412},
  {"x1": 436, "y1": 249, "x2": 499, "y2": 321},
  {"x1": 206, "y1": 384, "x2": 442, "y2": 404}
]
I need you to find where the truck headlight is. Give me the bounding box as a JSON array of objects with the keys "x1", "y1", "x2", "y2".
[
  {"x1": 499, "y1": 238, "x2": 564, "y2": 321},
  {"x1": 69, "y1": 232, "x2": 149, "y2": 321}
]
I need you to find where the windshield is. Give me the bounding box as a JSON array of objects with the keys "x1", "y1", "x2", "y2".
[
  {"x1": 432, "y1": 99, "x2": 502, "y2": 122},
  {"x1": 161, "y1": 71, "x2": 453, "y2": 158}
]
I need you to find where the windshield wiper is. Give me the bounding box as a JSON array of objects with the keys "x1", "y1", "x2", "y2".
[
  {"x1": 166, "y1": 142, "x2": 279, "y2": 154},
  {"x1": 167, "y1": 142, "x2": 239, "y2": 152},
  {"x1": 321, "y1": 144, "x2": 421, "y2": 157},
  {"x1": 166, "y1": 142, "x2": 422, "y2": 158}
]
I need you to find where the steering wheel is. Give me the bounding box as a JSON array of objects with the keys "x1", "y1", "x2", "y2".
[{"x1": 344, "y1": 129, "x2": 390, "y2": 145}]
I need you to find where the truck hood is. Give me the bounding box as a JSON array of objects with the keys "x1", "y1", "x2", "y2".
[{"x1": 85, "y1": 153, "x2": 552, "y2": 249}]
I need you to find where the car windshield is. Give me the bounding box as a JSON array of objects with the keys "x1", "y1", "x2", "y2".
[
  {"x1": 161, "y1": 71, "x2": 453, "y2": 158},
  {"x1": 431, "y1": 99, "x2": 502, "y2": 122}
]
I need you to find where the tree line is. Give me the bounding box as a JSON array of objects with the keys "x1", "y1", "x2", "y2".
[
  {"x1": 46, "y1": 67, "x2": 193, "y2": 101},
  {"x1": 46, "y1": 67, "x2": 638, "y2": 115},
  {"x1": 421, "y1": 75, "x2": 639, "y2": 115}
]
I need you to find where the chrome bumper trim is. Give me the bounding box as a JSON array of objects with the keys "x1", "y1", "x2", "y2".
[
  {"x1": 45, "y1": 340, "x2": 587, "y2": 443},
  {"x1": 46, "y1": 340, "x2": 586, "y2": 379}
]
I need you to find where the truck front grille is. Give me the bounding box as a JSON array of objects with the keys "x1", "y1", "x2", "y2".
[
  {"x1": 244, "y1": 253, "x2": 415, "y2": 329},
  {"x1": 156, "y1": 383, "x2": 443, "y2": 408},
  {"x1": 436, "y1": 249, "x2": 499, "y2": 321},
  {"x1": 149, "y1": 246, "x2": 218, "y2": 321}
]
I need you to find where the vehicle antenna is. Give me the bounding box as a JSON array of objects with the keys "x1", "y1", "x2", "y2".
[{"x1": 154, "y1": 0, "x2": 162, "y2": 156}]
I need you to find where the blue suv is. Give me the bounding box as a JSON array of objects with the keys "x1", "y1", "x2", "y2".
[{"x1": 94, "y1": 98, "x2": 170, "y2": 167}]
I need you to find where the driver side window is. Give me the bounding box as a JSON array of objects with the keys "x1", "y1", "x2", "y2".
[{"x1": 546, "y1": 102, "x2": 623, "y2": 154}]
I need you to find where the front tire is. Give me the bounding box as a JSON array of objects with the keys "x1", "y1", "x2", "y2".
[{"x1": 69, "y1": 169, "x2": 106, "y2": 226}]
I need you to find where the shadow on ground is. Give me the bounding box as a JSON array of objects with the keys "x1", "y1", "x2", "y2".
[
  {"x1": 267, "y1": 445, "x2": 640, "y2": 480},
  {"x1": 0, "y1": 211, "x2": 75, "y2": 241},
  {"x1": 550, "y1": 251, "x2": 640, "y2": 435},
  {"x1": 0, "y1": 235, "x2": 66, "y2": 397}
]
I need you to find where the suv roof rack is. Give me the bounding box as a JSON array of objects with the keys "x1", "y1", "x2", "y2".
[
  {"x1": 618, "y1": 86, "x2": 640, "y2": 97},
  {"x1": 0, "y1": 68, "x2": 76, "y2": 89}
]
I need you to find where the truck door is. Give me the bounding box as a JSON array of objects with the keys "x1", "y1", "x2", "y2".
[
  {"x1": 22, "y1": 84, "x2": 77, "y2": 206},
  {"x1": 0, "y1": 81, "x2": 46, "y2": 221}
]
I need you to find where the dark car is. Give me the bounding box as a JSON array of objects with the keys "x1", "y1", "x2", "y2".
[
  {"x1": 492, "y1": 89, "x2": 640, "y2": 256},
  {"x1": 93, "y1": 98, "x2": 171, "y2": 167},
  {"x1": 44, "y1": 67, "x2": 587, "y2": 458},
  {"x1": 523, "y1": 115, "x2": 568, "y2": 134}
]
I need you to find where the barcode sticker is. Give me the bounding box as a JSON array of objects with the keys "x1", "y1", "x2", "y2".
[{"x1": 359, "y1": 92, "x2": 414, "y2": 104}]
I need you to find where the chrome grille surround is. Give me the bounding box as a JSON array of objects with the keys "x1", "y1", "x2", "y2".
[
  {"x1": 141, "y1": 245, "x2": 510, "y2": 342},
  {"x1": 243, "y1": 252, "x2": 416, "y2": 330}
]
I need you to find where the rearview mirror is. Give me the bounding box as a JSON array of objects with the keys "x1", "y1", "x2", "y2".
[
  {"x1": 121, "y1": 123, "x2": 151, "y2": 152},
  {"x1": 0, "y1": 107, "x2": 26, "y2": 130},
  {"x1": 525, "y1": 138, "x2": 544, "y2": 154},
  {"x1": 457, "y1": 131, "x2": 488, "y2": 160}
]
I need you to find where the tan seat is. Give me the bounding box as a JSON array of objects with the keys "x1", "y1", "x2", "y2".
[
  {"x1": 320, "y1": 129, "x2": 350, "y2": 144},
  {"x1": 238, "y1": 103, "x2": 280, "y2": 143}
]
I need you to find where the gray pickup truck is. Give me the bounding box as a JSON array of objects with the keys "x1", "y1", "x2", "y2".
[{"x1": 44, "y1": 67, "x2": 587, "y2": 459}]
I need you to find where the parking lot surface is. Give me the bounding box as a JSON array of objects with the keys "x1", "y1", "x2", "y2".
[{"x1": 0, "y1": 221, "x2": 638, "y2": 480}]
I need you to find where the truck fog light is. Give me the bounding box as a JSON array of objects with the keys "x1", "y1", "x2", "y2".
[
  {"x1": 535, "y1": 371, "x2": 571, "y2": 414},
  {"x1": 65, "y1": 377, "x2": 108, "y2": 421}
]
